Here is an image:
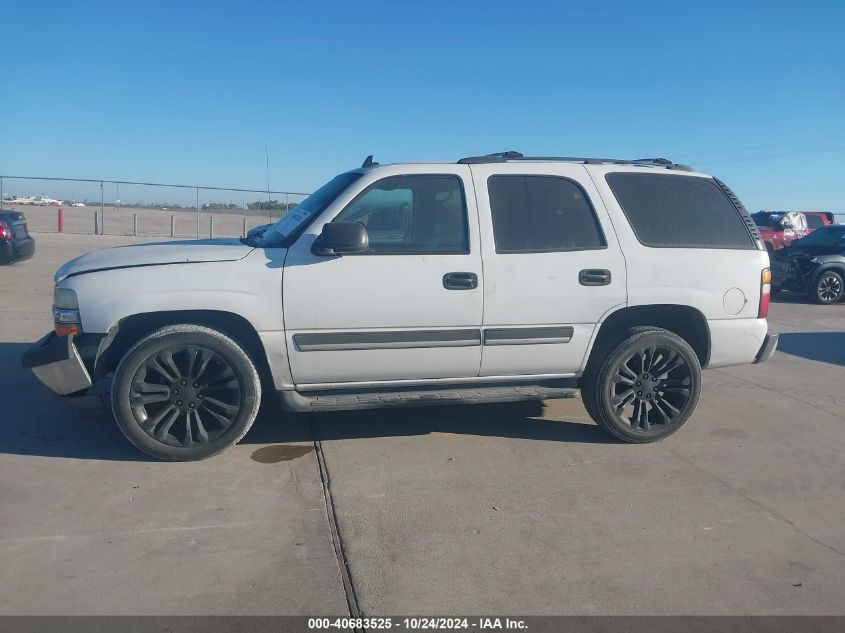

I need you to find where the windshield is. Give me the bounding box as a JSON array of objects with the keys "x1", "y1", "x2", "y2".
[
  {"x1": 792, "y1": 226, "x2": 845, "y2": 248},
  {"x1": 260, "y1": 172, "x2": 363, "y2": 245}
]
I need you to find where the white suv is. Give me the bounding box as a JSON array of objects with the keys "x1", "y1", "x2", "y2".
[{"x1": 23, "y1": 152, "x2": 778, "y2": 460}]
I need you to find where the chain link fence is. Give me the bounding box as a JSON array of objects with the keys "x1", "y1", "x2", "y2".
[{"x1": 0, "y1": 175, "x2": 309, "y2": 238}]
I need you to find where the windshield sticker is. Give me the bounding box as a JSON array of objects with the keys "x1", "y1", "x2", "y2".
[{"x1": 273, "y1": 209, "x2": 312, "y2": 235}]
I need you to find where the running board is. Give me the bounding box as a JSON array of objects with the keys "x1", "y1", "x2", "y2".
[{"x1": 279, "y1": 380, "x2": 580, "y2": 413}]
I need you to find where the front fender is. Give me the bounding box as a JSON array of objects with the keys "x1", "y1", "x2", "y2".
[{"x1": 62, "y1": 251, "x2": 286, "y2": 335}]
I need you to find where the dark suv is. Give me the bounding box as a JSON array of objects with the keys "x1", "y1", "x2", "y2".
[
  {"x1": 0, "y1": 209, "x2": 35, "y2": 264},
  {"x1": 771, "y1": 225, "x2": 845, "y2": 304}
]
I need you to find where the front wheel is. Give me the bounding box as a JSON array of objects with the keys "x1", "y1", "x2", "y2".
[
  {"x1": 811, "y1": 271, "x2": 843, "y2": 305},
  {"x1": 112, "y1": 324, "x2": 262, "y2": 461},
  {"x1": 582, "y1": 328, "x2": 701, "y2": 443}
]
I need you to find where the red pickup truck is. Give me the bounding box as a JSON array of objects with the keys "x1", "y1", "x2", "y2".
[{"x1": 752, "y1": 211, "x2": 835, "y2": 252}]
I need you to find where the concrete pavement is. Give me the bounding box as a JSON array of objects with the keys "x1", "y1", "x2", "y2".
[
  {"x1": 0, "y1": 234, "x2": 348, "y2": 614},
  {"x1": 1, "y1": 233, "x2": 843, "y2": 615}
]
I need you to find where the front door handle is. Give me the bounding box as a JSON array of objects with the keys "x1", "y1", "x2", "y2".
[
  {"x1": 443, "y1": 272, "x2": 478, "y2": 290},
  {"x1": 579, "y1": 269, "x2": 612, "y2": 286}
]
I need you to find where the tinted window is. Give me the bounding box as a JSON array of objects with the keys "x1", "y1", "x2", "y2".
[
  {"x1": 488, "y1": 176, "x2": 606, "y2": 253},
  {"x1": 607, "y1": 173, "x2": 755, "y2": 249},
  {"x1": 333, "y1": 175, "x2": 467, "y2": 254},
  {"x1": 752, "y1": 212, "x2": 775, "y2": 227},
  {"x1": 805, "y1": 214, "x2": 825, "y2": 229}
]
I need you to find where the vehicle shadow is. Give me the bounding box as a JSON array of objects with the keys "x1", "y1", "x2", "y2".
[
  {"x1": 772, "y1": 291, "x2": 845, "y2": 306},
  {"x1": 244, "y1": 397, "x2": 613, "y2": 447},
  {"x1": 777, "y1": 331, "x2": 845, "y2": 367},
  {"x1": 0, "y1": 342, "x2": 146, "y2": 461},
  {"x1": 771, "y1": 292, "x2": 810, "y2": 305},
  {"x1": 2, "y1": 342, "x2": 610, "y2": 461}
]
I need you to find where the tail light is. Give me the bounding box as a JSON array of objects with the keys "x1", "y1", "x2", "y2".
[
  {"x1": 0, "y1": 219, "x2": 11, "y2": 240},
  {"x1": 758, "y1": 267, "x2": 771, "y2": 318}
]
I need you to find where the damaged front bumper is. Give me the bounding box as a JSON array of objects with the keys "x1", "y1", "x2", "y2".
[
  {"x1": 22, "y1": 332, "x2": 92, "y2": 394},
  {"x1": 21, "y1": 332, "x2": 105, "y2": 409}
]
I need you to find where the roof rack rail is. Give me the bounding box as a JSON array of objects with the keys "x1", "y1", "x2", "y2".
[
  {"x1": 457, "y1": 152, "x2": 693, "y2": 171},
  {"x1": 457, "y1": 151, "x2": 524, "y2": 164}
]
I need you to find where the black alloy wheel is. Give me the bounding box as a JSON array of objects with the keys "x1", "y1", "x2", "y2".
[
  {"x1": 129, "y1": 345, "x2": 241, "y2": 447},
  {"x1": 582, "y1": 327, "x2": 701, "y2": 443},
  {"x1": 112, "y1": 325, "x2": 261, "y2": 461},
  {"x1": 608, "y1": 344, "x2": 694, "y2": 433},
  {"x1": 813, "y1": 271, "x2": 843, "y2": 305}
]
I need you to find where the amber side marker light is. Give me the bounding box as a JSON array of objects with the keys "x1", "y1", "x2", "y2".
[
  {"x1": 54, "y1": 324, "x2": 82, "y2": 337},
  {"x1": 759, "y1": 267, "x2": 772, "y2": 318}
]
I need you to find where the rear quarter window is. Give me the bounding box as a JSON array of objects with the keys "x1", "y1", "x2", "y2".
[{"x1": 606, "y1": 173, "x2": 755, "y2": 249}]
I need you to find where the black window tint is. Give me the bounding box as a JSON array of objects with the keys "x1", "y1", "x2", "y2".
[
  {"x1": 607, "y1": 173, "x2": 755, "y2": 249},
  {"x1": 805, "y1": 214, "x2": 824, "y2": 229},
  {"x1": 752, "y1": 211, "x2": 774, "y2": 227},
  {"x1": 333, "y1": 175, "x2": 468, "y2": 254},
  {"x1": 488, "y1": 176, "x2": 606, "y2": 253}
]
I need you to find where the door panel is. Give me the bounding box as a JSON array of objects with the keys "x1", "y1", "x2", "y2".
[
  {"x1": 283, "y1": 166, "x2": 483, "y2": 385},
  {"x1": 471, "y1": 163, "x2": 627, "y2": 376}
]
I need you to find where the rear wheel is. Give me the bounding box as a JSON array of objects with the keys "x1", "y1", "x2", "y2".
[
  {"x1": 811, "y1": 271, "x2": 843, "y2": 305},
  {"x1": 111, "y1": 324, "x2": 261, "y2": 461},
  {"x1": 582, "y1": 327, "x2": 701, "y2": 443}
]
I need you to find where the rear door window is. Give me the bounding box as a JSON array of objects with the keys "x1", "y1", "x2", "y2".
[
  {"x1": 488, "y1": 175, "x2": 606, "y2": 253},
  {"x1": 606, "y1": 173, "x2": 755, "y2": 249}
]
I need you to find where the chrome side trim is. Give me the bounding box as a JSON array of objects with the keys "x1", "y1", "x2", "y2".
[
  {"x1": 483, "y1": 326, "x2": 574, "y2": 346},
  {"x1": 297, "y1": 372, "x2": 578, "y2": 391},
  {"x1": 293, "y1": 329, "x2": 481, "y2": 352}
]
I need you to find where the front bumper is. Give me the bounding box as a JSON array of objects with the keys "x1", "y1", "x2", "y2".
[
  {"x1": 21, "y1": 332, "x2": 93, "y2": 395},
  {"x1": 753, "y1": 332, "x2": 779, "y2": 364}
]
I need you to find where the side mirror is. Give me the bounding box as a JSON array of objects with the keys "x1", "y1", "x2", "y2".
[{"x1": 312, "y1": 222, "x2": 369, "y2": 256}]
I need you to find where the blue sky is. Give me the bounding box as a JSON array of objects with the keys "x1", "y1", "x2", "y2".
[{"x1": 1, "y1": 0, "x2": 843, "y2": 210}]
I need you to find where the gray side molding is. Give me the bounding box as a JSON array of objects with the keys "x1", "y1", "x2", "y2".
[
  {"x1": 483, "y1": 326, "x2": 574, "y2": 346},
  {"x1": 293, "y1": 329, "x2": 481, "y2": 352}
]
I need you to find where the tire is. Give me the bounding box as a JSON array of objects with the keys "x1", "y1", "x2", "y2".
[
  {"x1": 810, "y1": 270, "x2": 843, "y2": 305},
  {"x1": 111, "y1": 324, "x2": 262, "y2": 461},
  {"x1": 581, "y1": 327, "x2": 701, "y2": 443}
]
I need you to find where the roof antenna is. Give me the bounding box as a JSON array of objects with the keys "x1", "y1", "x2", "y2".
[{"x1": 362, "y1": 154, "x2": 378, "y2": 168}]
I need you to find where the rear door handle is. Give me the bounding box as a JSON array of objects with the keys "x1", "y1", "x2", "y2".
[
  {"x1": 443, "y1": 272, "x2": 478, "y2": 290},
  {"x1": 579, "y1": 269, "x2": 612, "y2": 286}
]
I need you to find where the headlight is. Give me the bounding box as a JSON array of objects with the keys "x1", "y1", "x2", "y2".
[
  {"x1": 52, "y1": 288, "x2": 81, "y2": 336},
  {"x1": 53, "y1": 287, "x2": 79, "y2": 309},
  {"x1": 810, "y1": 257, "x2": 823, "y2": 265}
]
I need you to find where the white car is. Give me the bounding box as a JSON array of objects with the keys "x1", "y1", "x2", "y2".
[
  {"x1": 71, "y1": 202, "x2": 86, "y2": 207},
  {"x1": 23, "y1": 152, "x2": 778, "y2": 460}
]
